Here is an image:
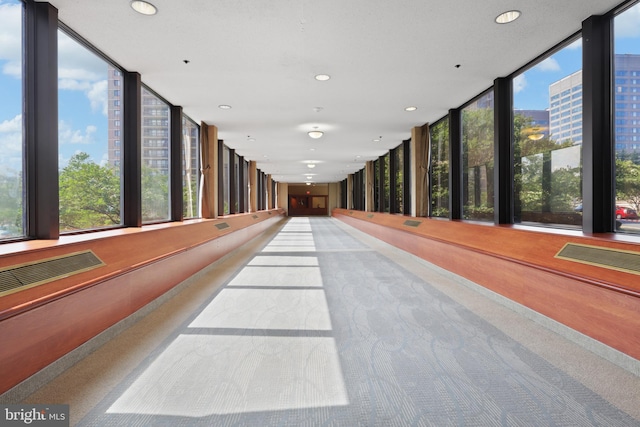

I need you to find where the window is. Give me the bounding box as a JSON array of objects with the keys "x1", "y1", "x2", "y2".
[
  {"x1": 614, "y1": 2, "x2": 640, "y2": 234},
  {"x1": 58, "y1": 29, "x2": 123, "y2": 232},
  {"x1": 0, "y1": 0, "x2": 23, "y2": 239},
  {"x1": 430, "y1": 118, "x2": 449, "y2": 218},
  {"x1": 141, "y1": 87, "x2": 170, "y2": 222},
  {"x1": 462, "y1": 91, "x2": 494, "y2": 221},
  {"x1": 182, "y1": 115, "x2": 199, "y2": 218},
  {"x1": 223, "y1": 144, "x2": 230, "y2": 214},
  {"x1": 513, "y1": 38, "x2": 582, "y2": 228}
]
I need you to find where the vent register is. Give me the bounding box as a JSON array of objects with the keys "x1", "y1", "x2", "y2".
[
  {"x1": 555, "y1": 243, "x2": 640, "y2": 276},
  {"x1": 0, "y1": 251, "x2": 105, "y2": 297}
]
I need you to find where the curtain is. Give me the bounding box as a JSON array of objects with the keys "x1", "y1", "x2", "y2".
[{"x1": 199, "y1": 122, "x2": 214, "y2": 218}]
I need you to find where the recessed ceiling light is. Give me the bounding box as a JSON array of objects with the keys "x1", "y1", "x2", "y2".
[
  {"x1": 405, "y1": 106, "x2": 417, "y2": 112},
  {"x1": 495, "y1": 10, "x2": 521, "y2": 24},
  {"x1": 130, "y1": 0, "x2": 157, "y2": 15},
  {"x1": 308, "y1": 130, "x2": 324, "y2": 139},
  {"x1": 306, "y1": 176, "x2": 313, "y2": 179},
  {"x1": 218, "y1": 104, "x2": 232, "y2": 110},
  {"x1": 307, "y1": 164, "x2": 316, "y2": 169},
  {"x1": 373, "y1": 138, "x2": 380, "y2": 142},
  {"x1": 306, "y1": 182, "x2": 312, "y2": 185},
  {"x1": 315, "y1": 74, "x2": 331, "y2": 81}
]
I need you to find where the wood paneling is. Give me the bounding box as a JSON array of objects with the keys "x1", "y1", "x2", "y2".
[
  {"x1": 0, "y1": 210, "x2": 284, "y2": 394},
  {"x1": 333, "y1": 208, "x2": 640, "y2": 360}
]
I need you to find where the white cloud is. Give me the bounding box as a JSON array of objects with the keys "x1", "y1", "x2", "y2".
[
  {"x1": 59, "y1": 120, "x2": 98, "y2": 146},
  {"x1": 58, "y1": 31, "x2": 110, "y2": 116},
  {"x1": 615, "y1": 4, "x2": 640, "y2": 38},
  {"x1": 0, "y1": 113, "x2": 21, "y2": 133},
  {"x1": 0, "y1": 114, "x2": 23, "y2": 174},
  {"x1": 88, "y1": 80, "x2": 109, "y2": 115},
  {"x1": 0, "y1": 2, "x2": 23, "y2": 78},
  {"x1": 534, "y1": 57, "x2": 560, "y2": 72},
  {"x1": 513, "y1": 74, "x2": 527, "y2": 94}
]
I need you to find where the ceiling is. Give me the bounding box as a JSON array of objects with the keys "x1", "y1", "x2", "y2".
[{"x1": 45, "y1": 0, "x2": 624, "y2": 184}]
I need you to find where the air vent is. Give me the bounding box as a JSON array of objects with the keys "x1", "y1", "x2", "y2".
[
  {"x1": 555, "y1": 243, "x2": 640, "y2": 276},
  {"x1": 0, "y1": 250, "x2": 105, "y2": 296},
  {"x1": 366, "y1": 214, "x2": 374, "y2": 219},
  {"x1": 403, "y1": 220, "x2": 422, "y2": 228},
  {"x1": 215, "y1": 222, "x2": 230, "y2": 230}
]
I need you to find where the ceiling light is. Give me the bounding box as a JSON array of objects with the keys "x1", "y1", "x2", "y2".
[
  {"x1": 307, "y1": 164, "x2": 316, "y2": 169},
  {"x1": 306, "y1": 182, "x2": 312, "y2": 186},
  {"x1": 308, "y1": 130, "x2": 324, "y2": 139},
  {"x1": 495, "y1": 10, "x2": 521, "y2": 24},
  {"x1": 306, "y1": 176, "x2": 313, "y2": 179},
  {"x1": 130, "y1": 1, "x2": 157, "y2": 15},
  {"x1": 315, "y1": 74, "x2": 331, "y2": 81},
  {"x1": 405, "y1": 106, "x2": 417, "y2": 112},
  {"x1": 218, "y1": 104, "x2": 232, "y2": 110}
]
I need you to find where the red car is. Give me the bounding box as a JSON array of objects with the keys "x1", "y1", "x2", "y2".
[{"x1": 616, "y1": 206, "x2": 639, "y2": 220}]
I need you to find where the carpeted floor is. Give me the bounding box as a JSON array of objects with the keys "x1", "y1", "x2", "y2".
[{"x1": 16, "y1": 217, "x2": 640, "y2": 426}]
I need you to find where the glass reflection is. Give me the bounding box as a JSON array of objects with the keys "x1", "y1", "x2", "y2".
[
  {"x1": 513, "y1": 39, "x2": 583, "y2": 228},
  {"x1": 614, "y1": 3, "x2": 640, "y2": 234}
]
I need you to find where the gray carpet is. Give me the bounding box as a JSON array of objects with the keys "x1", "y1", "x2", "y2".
[{"x1": 74, "y1": 217, "x2": 639, "y2": 426}]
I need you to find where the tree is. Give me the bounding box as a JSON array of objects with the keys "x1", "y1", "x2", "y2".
[
  {"x1": 616, "y1": 157, "x2": 640, "y2": 212},
  {"x1": 59, "y1": 152, "x2": 121, "y2": 231}
]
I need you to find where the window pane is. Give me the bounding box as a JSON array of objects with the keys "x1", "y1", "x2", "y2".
[
  {"x1": 383, "y1": 153, "x2": 390, "y2": 213},
  {"x1": 513, "y1": 39, "x2": 583, "y2": 229},
  {"x1": 234, "y1": 153, "x2": 240, "y2": 213},
  {"x1": 0, "y1": 0, "x2": 23, "y2": 240},
  {"x1": 141, "y1": 87, "x2": 170, "y2": 223},
  {"x1": 614, "y1": 4, "x2": 640, "y2": 234},
  {"x1": 430, "y1": 118, "x2": 449, "y2": 218},
  {"x1": 462, "y1": 92, "x2": 494, "y2": 221},
  {"x1": 395, "y1": 144, "x2": 403, "y2": 213},
  {"x1": 182, "y1": 115, "x2": 199, "y2": 218},
  {"x1": 58, "y1": 30, "x2": 122, "y2": 232},
  {"x1": 223, "y1": 145, "x2": 230, "y2": 214}
]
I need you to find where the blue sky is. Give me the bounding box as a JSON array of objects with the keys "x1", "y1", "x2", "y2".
[{"x1": 1, "y1": 0, "x2": 640, "y2": 176}]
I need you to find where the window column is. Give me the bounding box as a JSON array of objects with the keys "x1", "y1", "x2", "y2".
[
  {"x1": 582, "y1": 15, "x2": 614, "y2": 233},
  {"x1": 26, "y1": 2, "x2": 58, "y2": 238}
]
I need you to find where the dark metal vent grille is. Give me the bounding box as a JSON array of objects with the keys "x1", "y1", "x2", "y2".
[
  {"x1": 0, "y1": 250, "x2": 105, "y2": 296},
  {"x1": 555, "y1": 243, "x2": 640, "y2": 276},
  {"x1": 215, "y1": 222, "x2": 230, "y2": 230},
  {"x1": 403, "y1": 220, "x2": 422, "y2": 228}
]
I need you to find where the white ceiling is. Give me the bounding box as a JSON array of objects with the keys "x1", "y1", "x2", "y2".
[{"x1": 46, "y1": 0, "x2": 624, "y2": 183}]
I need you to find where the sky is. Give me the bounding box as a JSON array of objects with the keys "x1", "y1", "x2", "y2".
[{"x1": 1, "y1": 0, "x2": 640, "y2": 177}]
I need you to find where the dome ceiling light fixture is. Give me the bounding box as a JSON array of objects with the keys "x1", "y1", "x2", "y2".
[
  {"x1": 404, "y1": 106, "x2": 417, "y2": 112},
  {"x1": 495, "y1": 10, "x2": 521, "y2": 24},
  {"x1": 130, "y1": 0, "x2": 157, "y2": 15},
  {"x1": 315, "y1": 74, "x2": 331, "y2": 81},
  {"x1": 308, "y1": 130, "x2": 324, "y2": 139}
]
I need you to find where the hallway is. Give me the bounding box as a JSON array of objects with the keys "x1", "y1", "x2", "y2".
[{"x1": 19, "y1": 217, "x2": 640, "y2": 426}]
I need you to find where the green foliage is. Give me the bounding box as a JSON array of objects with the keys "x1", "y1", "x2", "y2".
[
  {"x1": 141, "y1": 165, "x2": 169, "y2": 222},
  {"x1": 59, "y1": 152, "x2": 121, "y2": 231},
  {"x1": 0, "y1": 172, "x2": 23, "y2": 237},
  {"x1": 430, "y1": 120, "x2": 450, "y2": 217},
  {"x1": 616, "y1": 156, "x2": 640, "y2": 212}
]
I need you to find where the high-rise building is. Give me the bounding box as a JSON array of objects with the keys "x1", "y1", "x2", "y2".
[
  {"x1": 614, "y1": 54, "x2": 640, "y2": 153},
  {"x1": 548, "y1": 54, "x2": 640, "y2": 153},
  {"x1": 549, "y1": 70, "x2": 583, "y2": 145}
]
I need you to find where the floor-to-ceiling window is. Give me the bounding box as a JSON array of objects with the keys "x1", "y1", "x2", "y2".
[
  {"x1": 141, "y1": 87, "x2": 170, "y2": 223},
  {"x1": 513, "y1": 39, "x2": 583, "y2": 228},
  {"x1": 430, "y1": 118, "x2": 449, "y2": 218},
  {"x1": 0, "y1": 0, "x2": 23, "y2": 240},
  {"x1": 462, "y1": 91, "x2": 494, "y2": 221},
  {"x1": 58, "y1": 29, "x2": 123, "y2": 232},
  {"x1": 394, "y1": 144, "x2": 404, "y2": 213},
  {"x1": 182, "y1": 115, "x2": 199, "y2": 218},
  {"x1": 222, "y1": 144, "x2": 230, "y2": 214},
  {"x1": 614, "y1": 1, "x2": 640, "y2": 234}
]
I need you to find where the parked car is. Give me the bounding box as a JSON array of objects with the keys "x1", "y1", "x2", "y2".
[{"x1": 616, "y1": 206, "x2": 639, "y2": 220}]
